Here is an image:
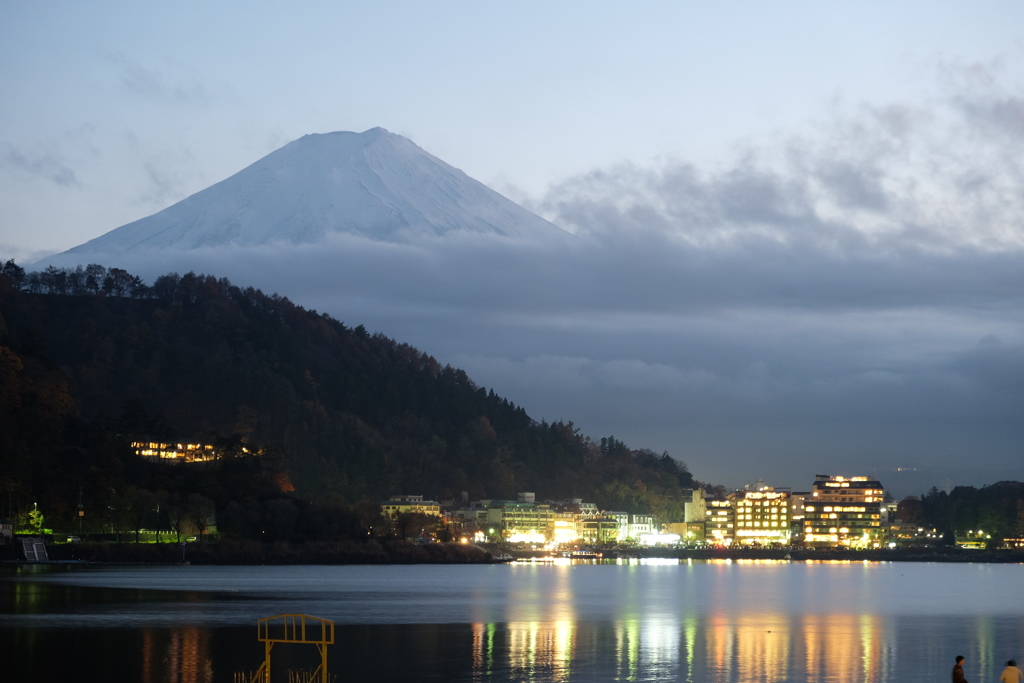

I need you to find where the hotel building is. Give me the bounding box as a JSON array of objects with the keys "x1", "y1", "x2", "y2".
[
  {"x1": 803, "y1": 475, "x2": 885, "y2": 548},
  {"x1": 730, "y1": 486, "x2": 791, "y2": 546}
]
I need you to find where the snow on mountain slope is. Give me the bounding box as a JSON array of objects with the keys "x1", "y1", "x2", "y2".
[{"x1": 53, "y1": 128, "x2": 569, "y2": 258}]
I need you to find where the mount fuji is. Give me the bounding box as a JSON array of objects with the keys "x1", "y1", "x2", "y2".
[{"x1": 43, "y1": 128, "x2": 569, "y2": 264}]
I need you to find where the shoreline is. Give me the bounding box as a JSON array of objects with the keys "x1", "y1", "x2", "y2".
[{"x1": 3, "y1": 540, "x2": 1024, "y2": 566}]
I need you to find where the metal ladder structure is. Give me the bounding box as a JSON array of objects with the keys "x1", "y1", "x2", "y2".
[
  {"x1": 236, "y1": 614, "x2": 335, "y2": 683},
  {"x1": 19, "y1": 536, "x2": 48, "y2": 562}
]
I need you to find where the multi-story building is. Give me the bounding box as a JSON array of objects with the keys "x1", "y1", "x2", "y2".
[
  {"x1": 580, "y1": 516, "x2": 620, "y2": 543},
  {"x1": 486, "y1": 499, "x2": 553, "y2": 542},
  {"x1": 604, "y1": 511, "x2": 630, "y2": 541},
  {"x1": 803, "y1": 474, "x2": 885, "y2": 548},
  {"x1": 549, "y1": 499, "x2": 600, "y2": 541},
  {"x1": 380, "y1": 495, "x2": 442, "y2": 518},
  {"x1": 662, "y1": 489, "x2": 707, "y2": 544},
  {"x1": 629, "y1": 514, "x2": 654, "y2": 539},
  {"x1": 684, "y1": 489, "x2": 707, "y2": 524},
  {"x1": 705, "y1": 498, "x2": 735, "y2": 545},
  {"x1": 551, "y1": 510, "x2": 578, "y2": 544},
  {"x1": 448, "y1": 500, "x2": 490, "y2": 538},
  {"x1": 730, "y1": 486, "x2": 791, "y2": 546},
  {"x1": 789, "y1": 491, "x2": 810, "y2": 541},
  {"x1": 598, "y1": 511, "x2": 656, "y2": 542}
]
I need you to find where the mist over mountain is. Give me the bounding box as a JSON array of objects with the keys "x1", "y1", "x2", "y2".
[{"x1": 41, "y1": 128, "x2": 568, "y2": 265}]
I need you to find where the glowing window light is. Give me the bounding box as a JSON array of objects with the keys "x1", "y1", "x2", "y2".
[
  {"x1": 507, "y1": 530, "x2": 546, "y2": 544},
  {"x1": 639, "y1": 533, "x2": 681, "y2": 546}
]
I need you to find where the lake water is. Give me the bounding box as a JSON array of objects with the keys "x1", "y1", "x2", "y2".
[{"x1": 1, "y1": 559, "x2": 1022, "y2": 682}]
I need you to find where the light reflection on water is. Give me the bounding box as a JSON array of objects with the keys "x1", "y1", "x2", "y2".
[{"x1": 2, "y1": 561, "x2": 1023, "y2": 683}]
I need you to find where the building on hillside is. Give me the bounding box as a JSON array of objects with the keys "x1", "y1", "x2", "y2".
[
  {"x1": 131, "y1": 441, "x2": 220, "y2": 463},
  {"x1": 629, "y1": 514, "x2": 654, "y2": 539},
  {"x1": 604, "y1": 511, "x2": 630, "y2": 541},
  {"x1": 581, "y1": 516, "x2": 620, "y2": 543},
  {"x1": 729, "y1": 486, "x2": 791, "y2": 546},
  {"x1": 684, "y1": 489, "x2": 707, "y2": 523},
  {"x1": 601, "y1": 511, "x2": 655, "y2": 542},
  {"x1": 380, "y1": 495, "x2": 442, "y2": 518},
  {"x1": 888, "y1": 520, "x2": 925, "y2": 545},
  {"x1": 803, "y1": 475, "x2": 885, "y2": 548},
  {"x1": 551, "y1": 509, "x2": 578, "y2": 545},
  {"x1": 662, "y1": 489, "x2": 707, "y2": 544},
  {"x1": 549, "y1": 499, "x2": 600, "y2": 542},
  {"x1": 705, "y1": 498, "x2": 735, "y2": 546},
  {"x1": 486, "y1": 500, "x2": 553, "y2": 543}
]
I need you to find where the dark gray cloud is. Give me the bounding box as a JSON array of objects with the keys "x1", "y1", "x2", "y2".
[
  {"x1": 535, "y1": 64, "x2": 1024, "y2": 260},
  {"x1": 50, "y1": 226, "x2": 1024, "y2": 496}
]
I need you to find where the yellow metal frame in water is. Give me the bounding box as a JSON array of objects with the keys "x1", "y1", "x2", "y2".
[{"x1": 249, "y1": 613, "x2": 335, "y2": 683}]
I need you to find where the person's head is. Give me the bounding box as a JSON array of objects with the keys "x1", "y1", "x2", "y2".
[
  {"x1": 1009, "y1": 660, "x2": 1017, "y2": 667},
  {"x1": 956, "y1": 656, "x2": 965, "y2": 665}
]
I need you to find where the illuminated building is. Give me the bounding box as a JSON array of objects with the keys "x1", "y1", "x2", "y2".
[
  {"x1": 789, "y1": 491, "x2": 810, "y2": 540},
  {"x1": 604, "y1": 511, "x2": 656, "y2": 541},
  {"x1": 131, "y1": 441, "x2": 223, "y2": 463},
  {"x1": 486, "y1": 500, "x2": 554, "y2": 542},
  {"x1": 551, "y1": 510, "x2": 577, "y2": 544},
  {"x1": 729, "y1": 486, "x2": 791, "y2": 546},
  {"x1": 604, "y1": 511, "x2": 630, "y2": 541},
  {"x1": 581, "y1": 517, "x2": 620, "y2": 543},
  {"x1": 549, "y1": 499, "x2": 600, "y2": 542},
  {"x1": 380, "y1": 494, "x2": 442, "y2": 517},
  {"x1": 803, "y1": 474, "x2": 885, "y2": 548},
  {"x1": 660, "y1": 489, "x2": 707, "y2": 544},
  {"x1": 629, "y1": 514, "x2": 654, "y2": 538},
  {"x1": 888, "y1": 520, "x2": 925, "y2": 545},
  {"x1": 705, "y1": 498, "x2": 734, "y2": 545},
  {"x1": 683, "y1": 488, "x2": 706, "y2": 523},
  {"x1": 662, "y1": 521, "x2": 705, "y2": 543}
]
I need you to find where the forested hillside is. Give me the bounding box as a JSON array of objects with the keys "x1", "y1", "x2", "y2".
[{"x1": 0, "y1": 261, "x2": 698, "y2": 538}]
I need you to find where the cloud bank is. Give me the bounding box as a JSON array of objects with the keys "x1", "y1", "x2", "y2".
[{"x1": 42, "y1": 61, "x2": 1024, "y2": 495}]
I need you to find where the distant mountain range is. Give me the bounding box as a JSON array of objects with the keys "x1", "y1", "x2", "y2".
[{"x1": 41, "y1": 128, "x2": 569, "y2": 266}]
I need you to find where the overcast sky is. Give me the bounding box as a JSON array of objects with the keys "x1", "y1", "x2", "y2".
[{"x1": 3, "y1": 3, "x2": 1024, "y2": 495}]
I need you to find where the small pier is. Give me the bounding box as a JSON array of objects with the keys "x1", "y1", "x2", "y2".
[{"x1": 235, "y1": 614, "x2": 335, "y2": 683}]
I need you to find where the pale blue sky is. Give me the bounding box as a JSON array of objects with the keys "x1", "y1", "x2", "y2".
[{"x1": 3, "y1": 2, "x2": 1022, "y2": 259}]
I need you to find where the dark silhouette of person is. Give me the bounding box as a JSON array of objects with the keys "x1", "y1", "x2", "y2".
[{"x1": 952, "y1": 655, "x2": 968, "y2": 683}]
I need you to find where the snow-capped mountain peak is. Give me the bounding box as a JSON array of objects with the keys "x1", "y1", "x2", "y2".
[{"x1": 52, "y1": 128, "x2": 568, "y2": 258}]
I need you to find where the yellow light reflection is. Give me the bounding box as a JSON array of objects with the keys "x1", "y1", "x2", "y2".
[
  {"x1": 683, "y1": 613, "x2": 698, "y2": 683},
  {"x1": 738, "y1": 614, "x2": 789, "y2": 683},
  {"x1": 141, "y1": 627, "x2": 211, "y2": 683},
  {"x1": 802, "y1": 612, "x2": 887, "y2": 683}
]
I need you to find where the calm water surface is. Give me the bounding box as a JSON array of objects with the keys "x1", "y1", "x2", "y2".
[{"x1": 2, "y1": 559, "x2": 1022, "y2": 682}]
